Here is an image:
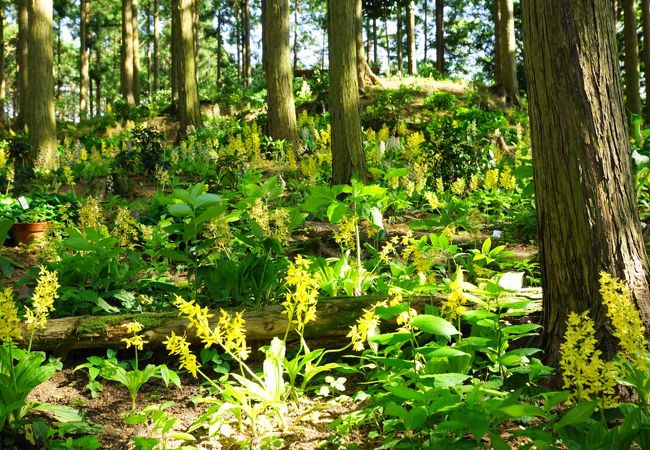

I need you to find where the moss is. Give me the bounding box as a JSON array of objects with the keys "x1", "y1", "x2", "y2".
[{"x1": 74, "y1": 313, "x2": 171, "y2": 336}]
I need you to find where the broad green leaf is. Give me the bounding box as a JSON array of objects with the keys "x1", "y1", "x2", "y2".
[
  {"x1": 554, "y1": 401, "x2": 597, "y2": 430},
  {"x1": 499, "y1": 404, "x2": 547, "y2": 419},
  {"x1": 168, "y1": 203, "x2": 193, "y2": 217},
  {"x1": 405, "y1": 406, "x2": 428, "y2": 430},
  {"x1": 385, "y1": 384, "x2": 426, "y2": 402},
  {"x1": 502, "y1": 323, "x2": 542, "y2": 336},
  {"x1": 375, "y1": 302, "x2": 410, "y2": 319},
  {"x1": 412, "y1": 315, "x2": 460, "y2": 340},
  {"x1": 327, "y1": 202, "x2": 349, "y2": 224},
  {"x1": 368, "y1": 332, "x2": 412, "y2": 346},
  {"x1": 369, "y1": 207, "x2": 384, "y2": 230}
]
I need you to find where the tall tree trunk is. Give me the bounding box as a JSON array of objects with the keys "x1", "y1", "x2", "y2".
[
  {"x1": 292, "y1": 0, "x2": 298, "y2": 73},
  {"x1": 329, "y1": 0, "x2": 366, "y2": 184},
  {"x1": 498, "y1": 0, "x2": 517, "y2": 104},
  {"x1": 170, "y1": 0, "x2": 179, "y2": 106},
  {"x1": 264, "y1": 0, "x2": 299, "y2": 149},
  {"x1": 132, "y1": 0, "x2": 141, "y2": 104},
  {"x1": 406, "y1": 1, "x2": 416, "y2": 75},
  {"x1": 522, "y1": 0, "x2": 650, "y2": 365},
  {"x1": 79, "y1": 0, "x2": 90, "y2": 120},
  {"x1": 235, "y1": 6, "x2": 241, "y2": 78},
  {"x1": 172, "y1": 0, "x2": 201, "y2": 133},
  {"x1": 493, "y1": 0, "x2": 502, "y2": 89},
  {"x1": 396, "y1": 7, "x2": 403, "y2": 75},
  {"x1": 624, "y1": 0, "x2": 642, "y2": 116},
  {"x1": 55, "y1": 18, "x2": 61, "y2": 100},
  {"x1": 192, "y1": 0, "x2": 198, "y2": 71},
  {"x1": 384, "y1": 16, "x2": 391, "y2": 76},
  {"x1": 27, "y1": 0, "x2": 57, "y2": 171},
  {"x1": 95, "y1": 42, "x2": 101, "y2": 115},
  {"x1": 642, "y1": 0, "x2": 650, "y2": 123},
  {"x1": 372, "y1": 16, "x2": 378, "y2": 65},
  {"x1": 0, "y1": 2, "x2": 5, "y2": 124},
  {"x1": 16, "y1": 0, "x2": 28, "y2": 127},
  {"x1": 216, "y1": 6, "x2": 222, "y2": 85},
  {"x1": 145, "y1": 0, "x2": 151, "y2": 95},
  {"x1": 153, "y1": 0, "x2": 160, "y2": 92},
  {"x1": 423, "y1": 0, "x2": 429, "y2": 62},
  {"x1": 121, "y1": 0, "x2": 136, "y2": 106},
  {"x1": 355, "y1": 0, "x2": 379, "y2": 91},
  {"x1": 243, "y1": 0, "x2": 251, "y2": 85},
  {"x1": 435, "y1": 0, "x2": 444, "y2": 73}
]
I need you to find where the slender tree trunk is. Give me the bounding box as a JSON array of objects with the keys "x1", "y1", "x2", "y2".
[
  {"x1": 121, "y1": 0, "x2": 136, "y2": 106},
  {"x1": 235, "y1": 7, "x2": 241, "y2": 78},
  {"x1": 0, "y1": 3, "x2": 6, "y2": 124},
  {"x1": 624, "y1": 0, "x2": 642, "y2": 116},
  {"x1": 153, "y1": 0, "x2": 160, "y2": 92},
  {"x1": 522, "y1": 0, "x2": 650, "y2": 364},
  {"x1": 89, "y1": 75, "x2": 93, "y2": 116},
  {"x1": 95, "y1": 42, "x2": 101, "y2": 115},
  {"x1": 372, "y1": 16, "x2": 378, "y2": 66},
  {"x1": 396, "y1": 7, "x2": 403, "y2": 75},
  {"x1": 493, "y1": 0, "x2": 502, "y2": 89},
  {"x1": 424, "y1": 0, "x2": 429, "y2": 62},
  {"x1": 16, "y1": 0, "x2": 28, "y2": 127},
  {"x1": 642, "y1": 0, "x2": 650, "y2": 123},
  {"x1": 80, "y1": 0, "x2": 90, "y2": 120},
  {"x1": 27, "y1": 0, "x2": 57, "y2": 171},
  {"x1": 172, "y1": 0, "x2": 201, "y2": 132},
  {"x1": 132, "y1": 0, "x2": 141, "y2": 104},
  {"x1": 216, "y1": 7, "x2": 222, "y2": 85},
  {"x1": 170, "y1": 0, "x2": 179, "y2": 106},
  {"x1": 329, "y1": 0, "x2": 366, "y2": 184},
  {"x1": 498, "y1": 0, "x2": 517, "y2": 104},
  {"x1": 145, "y1": 0, "x2": 151, "y2": 95},
  {"x1": 243, "y1": 0, "x2": 251, "y2": 85},
  {"x1": 406, "y1": 1, "x2": 416, "y2": 75},
  {"x1": 264, "y1": 0, "x2": 299, "y2": 149},
  {"x1": 365, "y1": 16, "x2": 371, "y2": 63},
  {"x1": 384, "y1": 16, "x2": 391, "y2": 75},
  {"x1": 55, "y1": 18, "x2": 61, "y2": 100},
  {"x1": 436, "y1": 0, "x2": 444, "y2": 73}
]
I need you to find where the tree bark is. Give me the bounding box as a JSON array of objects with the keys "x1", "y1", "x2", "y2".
[
  {"x1": 79, "y1": 0, "x2": 90, "y2": 120},
  {"x1": 216, "y1": 6, "x2": 222, "y2": 84},
  {"x1": 329, "y1": 0, "x2": 367, "y2": 184},
  {"x1": 0, "y1": 2, "x2": 5, "y2": 124},
  {"x1": 16, "y1": 0, "x2": 28, "y2": 127},
  {"x1": 384, "y1": 16, "x2": 391, "y2": 75},
  {"x1": 264, "y1": 0, "x2": 299, "y2": 149},
  {"x1": 95, "y1": 39, "x2": 101, "y2": 115},
  {"x1": 642, "y1": 0, "x2": 650, "y2": 122},
  {"x1": 498, "y1": 0, "x2": 517, "y2": 104},
  {"x1": 243, "y1": 0, "x2": 251, "y2": 85},
  {"x1": 493, "y1": 0, "x2": 502, "y2": 90},
  {"x1": 172, "y1": 0, "x2": 202, "y2": 133},
  {"x1": 435, "y1": 0, "x2": 444, "y2": 73},
  {"x1": 355, "y1": 0, "x2": 379, "y2": 91},
  {"x1": 153, "y1": 0, "x2": 160, "y2": 92},
  {"x1": 406, "y1": 1, "x2": 416, "y2": 75},
  {"x1": 121, "y1": 0, "x2": 136, "y2": 106},
  {"x1": 292, "y1": 0, "x2": 299, "y2": 73},
  {"x1": 372, "y1": 16, "x2": 378, "y2": 66},
  {"x1": 132, "y1": 0, "x2": 141, "y2": 104},
  {"x1": 624, "y1": 0, "x2": 642, "y2": 116},
  {"x1": 27, "y1": 0, "x2": 57, "y2": 171},
  {"x1": 522, "y1": 0, "x2": 650, "y2": 365},
  {"x1": 424, "y1": 0, "x2": 429, "y2": 62},
  {"x1": 396, "y1": 6, "x2": 403, "y2": 75}
]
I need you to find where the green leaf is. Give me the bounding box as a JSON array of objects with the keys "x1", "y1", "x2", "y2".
[
  {"x1": 383, "y1": 401, "x2": 408, "y2": 419},
  {"x1": 499, "y1": 404, "x2": 547, "y2": 419},
  {"x1": 368, "y1": 332, "x2": 412, "y2": 346},
  {"x1": 168, "y1": 203, "x2": 193, "y2": 217},
  {"x1": 426, "y1": 373, "x2": 470, "y2": 388},
  {"x1": 502, "y1": 324, "x2": 542, "y2": 336},
  {"x1": 375, "y1": 302, "x2": 410, "y2": 319},
  {"x1": 170, "y1": 432, "x2": 196, "y2": 441},
  {"x1": 384, "y1": 167, "x2": 410, "y2": 179},
  {"x1": 327, "y1": 202, "x2": 349, "y2": 224},
  {"x1": 385, "y1": 385, "x2": 426, "y2": 402},
  {"x1": 412, "y1": 315, "x2": 461, "y2": 340},
  {"x1": 554, "y1": 401, "x2": 597, "y2": 430},
  {"x1": 369, "y1": 207, "x2": 384, "y2": 230},
  {"x1": 405, "y1": 406, "x2": 428, "y2": 430},
  {"x1": 481, "y1": 237, "x2": 492, "y2": 255}
]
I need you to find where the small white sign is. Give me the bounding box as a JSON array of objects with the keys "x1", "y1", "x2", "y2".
[
  {"x1": 17, "y1": 196, "x2": 29, "y2": 210},
  {"x1": 492, "y1": 229, "x2": 502, "y2": 239}
]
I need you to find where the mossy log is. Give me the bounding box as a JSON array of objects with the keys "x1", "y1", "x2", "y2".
[{"x1": 19, "y1": 289, "x2": 541, "y2": 353}]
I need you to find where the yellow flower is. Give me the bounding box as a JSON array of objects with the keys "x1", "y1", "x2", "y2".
[
  {"x1": 499, "y1": 165, "x2": 516, "y2": 190},
  {"x1": 63, "y1": 166, "x2": 75, "y2": 187},
  {"x1": 217, "y1": 309, "x2": 249, "y2": 360},
  {"x1": 435, "y1": 177, "x2": 444, "y2": 193},
  {"x1": 406, "y1": 132, "x2": 425, "y2": 153},
  {"x1": 451, "y1": 178, "x2": 466, "y2": 196},
  {"x1": 441, "y1": 267, "x2": 467, "y2": 321},
  {"x1": 348, "y1": 304, "x2": 382, "y2": 351},
  {"x1": 0, "y1": 288, "x2": 22, "y2": 342},
  {"x1": 469, "y1": 174, "x2": 480, "y2": 191},
  {"x1": 396, "y1": 122, "x2": 408, "y2": 136},
  {"x1": 333, "y1": 215, "x2": 357, "y2": 251},
  {"x1": 78, "y1": 197, "x2": 104, "y2": 231},
  {"x1": 112, "y1": 207, "x2": 139, "y2": 249},
  {"x1": 79, "y1": 149, "x2": 88, "y2": 161},
  {"x1": 424, "y1": 191, "x2": 441, "y2": 210},
  {"x1": 164, "y1": 331, "x2": 200, "y2": 378},
  {"x1": 283, "y1": 256, "x2": 320, "y2": 334},
  {"x1": 378, "y1": 124, "x2": 390, "y2": 142},
  {"x1": 559, "y1": 311, "x2": 618, "y2": 408},
  {"x1": 379, "y1": 242, "x2": 395, "y2": 262},
  {"x1": 24, "y1": 266, "x2": 59, "y2": 331},
  {"x1": 172, "y1": 295, "x2": 214, "y2": 344},
  {"x1": 248, "y1": 198, "x2": 270, "y2": 234},
  {"x1": 600, "y1": 272, "x2": 649, "y2": 370},
  {"x1": 122, "y1": 321, "x2": 144, "y2": 334},
  {"x1": 484, "y1": 169, "x2": 500, "y2": 190}
]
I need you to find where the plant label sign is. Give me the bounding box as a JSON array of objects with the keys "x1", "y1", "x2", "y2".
[{"x1": 18, "y1": 196, "x2": 29, "y2": 210}]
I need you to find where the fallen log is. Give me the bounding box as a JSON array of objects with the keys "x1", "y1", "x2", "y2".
[{"x1": 19, "y1": 289, "x2": 541, "y2": 354}]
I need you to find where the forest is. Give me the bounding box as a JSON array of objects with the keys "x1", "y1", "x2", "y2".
[{"x1": 1, "y1": 0, "x2": 650, "y2": 448}]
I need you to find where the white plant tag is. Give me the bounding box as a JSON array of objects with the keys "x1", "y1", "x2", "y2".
[{"x1": 18, "y1": 196, "x2": 29, "y2": 210}]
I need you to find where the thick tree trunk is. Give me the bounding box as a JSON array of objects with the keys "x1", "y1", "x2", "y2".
[
  {"x1": 172, "y1": 0, "x2": 202, "y2": 133},
  {"x1": 435, "y1": 0, "x2": 444, "y2": 73},
  {"x1": 264, "y1": 0, "x2": 299, "y2": 149},
  {"x1": 329, "y1": 0, "x2": 367, "y2": 184},
  {"x1": 79, "y1": 0, "x2": 90, "y2": 120},
  {"x1": 16, "y1": 0, "x2": 28, "y2": 127},
  {"x1": 27, "y1": 0, "x2": 57, "y2": 171},
  {"x1": 642, "y1": 0, "x2": 650, "y2": 122},
  {"x1": 153, "y1": 0, "x2": 160, "y2": 92},
  {"x1": 624, "y1": 0, "x2": 642, "y2": 116},
  {"x1": 498, "y1": 0, "x2": 517, "y2": 104},
  {"x1": 406, "y1": 1, "x2": 416, "y2": 75},
  {"x1": 121, "y1": 0, "x2": 136, "y2": 106},
  {"x1": 522, "y1": 0, "x2": 650, "y2": 365}
]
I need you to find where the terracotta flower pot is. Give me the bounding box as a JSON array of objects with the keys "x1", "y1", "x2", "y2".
[{"x1": 11, "y1": 222, "x2": 49, "y2": 245}]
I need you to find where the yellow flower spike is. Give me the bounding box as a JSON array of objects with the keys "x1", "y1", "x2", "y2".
[
  {"x1": 283, "y1": 256, "x2": 320, "y2": 335},
  {"x1": 484, "y1": 169, "x2": 500, "y2": 190},
  {"x1": 441, "y1": 267, "x2": 467, "y2": 321},
  {"x1": 163, "y1": 331, "x2": 201, "y2": 378},
  {"x1": 25, "y1": 266, "x2": 59, "y2": 331},
  {"x1": 122, "y1": 321, "x2": 144, "y2": 335},
  {"x1": 0, "y1": 288, "x2": 22, "y2": 342}
]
